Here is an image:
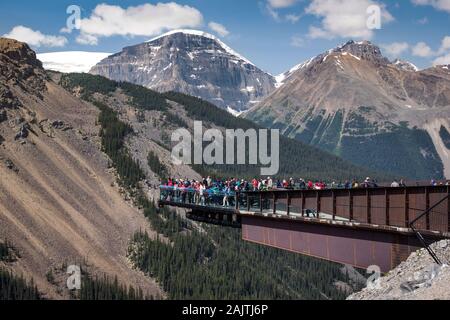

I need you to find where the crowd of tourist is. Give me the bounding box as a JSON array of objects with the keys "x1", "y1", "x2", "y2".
[
  {"x1": 159, "y1": 176, "x2": 383, "y2": 207},
  {"x1": 159, "y1": 176, "x2": 450, "y2": 207}
]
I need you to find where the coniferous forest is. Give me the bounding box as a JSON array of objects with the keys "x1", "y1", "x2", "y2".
[
  {"x1": 77, "y1": 274, "x2": 150, "y2": 300},
  {"x1": 0, "y1": 268, "x2": 41, "y2": 300},
  {"x1": 86, "y1": 93, "x2": 349, "y2": 300},
  {"x1": 1, "y1": 241, "x2": 40, "y2": 300},
  {"x1": 129, "y1": 209, "x2": 348, "y2": 300},
  {"x1": 56, "y1": 73, "x2": 366, "y2": 300},
  {"x1": 61, "y1": 73, "x2": 390, "y2": 182}
]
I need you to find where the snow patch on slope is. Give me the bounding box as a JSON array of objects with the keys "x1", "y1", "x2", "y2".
[
  {"x1": 393, "y1": 59, "x2": 419, "y2": 72},
  {"x1": 275, "y1": 56, "x2": 316, "y2": 88},
  {"x1": 37, "y1": 51, "x2": 111, "y2": 73},
  {"x1": 227, "y1": 106, "x2": 245, "y2": 117}
]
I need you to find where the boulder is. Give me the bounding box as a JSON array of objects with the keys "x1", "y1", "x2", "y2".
[
  {"x1": 5, "y1": 159, "x2": 19, "y2": 172},
  {"x1": 0, "y1": 110, "x2": 6, "y2": 123},
  {"x1": 15, "y1": 123, "x2": 30, "y2": 140}
]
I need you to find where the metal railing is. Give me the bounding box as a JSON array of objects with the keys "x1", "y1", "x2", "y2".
[
  {"x1": 160, "y1": 186, "x2": 450, "y2": 234},
  {"x1": 409, "y1": 194, "x2": 450, "y2": 265}
]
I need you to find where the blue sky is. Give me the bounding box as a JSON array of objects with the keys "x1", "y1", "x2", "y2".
[{"x1": 1, "y1": 0, "x2": 449, "y2": 74}]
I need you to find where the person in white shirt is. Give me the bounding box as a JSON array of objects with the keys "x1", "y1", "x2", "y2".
[
  {"x1": 199, "y1": 183, "x2": 206, "y2": 206},
  {"x1": 267, "y1": 177, "x2": 273, "y2": 189}
]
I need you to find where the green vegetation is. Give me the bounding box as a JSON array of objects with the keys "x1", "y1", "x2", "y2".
[
  {"x1": 77, "y1": 274, "x2": 150, "y2": 300},
  {"x1": 0, "y1": 240, "x2": 14, "y2": 262},
  {"x1": 164, "y1": 91, "x2": 384, "y2": 182},
  {"x1": 94, "y1": 100, "x2": 145, "y2": 189},
  {"x1": 340, "y1": 126, "x2": 444, "y2": 180},
  {"x1": 60, "y1": 73, "x2": 168, "y2": 111},
  {"x1": 295, "y1": 111, "x2": 325, "y2": 145},
  {"x1": 163, "y1": 111, "x2": 188, "y2": 128},
  {"x1": 129, "y1": 205, "x2": 347, "y2": 300},
  {"x1": 60, "y1": 73, "x2": 117, "y2": 97},
  {"x1": 61, "y1": 73, "x2": 383, "y2": 182},
  {"x1": 147, "y1": 151, "x2": 168, "y2": 179},
  {"x1": 0, "y1": 268, "x2": 41, "y2": 300},
  {"x1": 82, "y1": 90, "x2": 349, "y2": 300},
  {"x1": 1, "y1": 240, "x2": 39, "y2": 300},
  {"x1": 439, "y1": 125, "x2": 450, "y2": 150},
  {"x1": 319, "y1": 110, "x2": 344, "y2": 153},
  {"x1": 56, "y1": 74, "x2": 378, "y2": 300}
]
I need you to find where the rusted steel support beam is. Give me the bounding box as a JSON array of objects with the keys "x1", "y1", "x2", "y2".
[
  {"x1": 405, "y1": 188, "x2": 409, "y2": 228},
  {"x1": 316, "y1": 192, "x2": 321, "y2": 215},
  {"x1": 273, "y1": 192, "x2": 277, "y2": 215},
  {"x1": 301, "y1": 192, "x2": 306, "y2": 217},
  {"x1": 260, "y1": 193, "x2": 263, "y2": 214},
  {"x1": 349, "y1": 190, "x2": 354, "y2": 221},
  {"x1": 287, "y1": 193, "x2": 291, "y2": 216},
  {"x1": 425, "y1": 187, "x2": 430, "y2": 230},
  {"x1": 448, "y1": 186, "x2": 450, "y2": 233},
  {"x1": 332, "y1": 191, "x2": 336, "y2": 220},
  {"x1": 385, "y1": 189, "x2": 390, "y2": 226}
]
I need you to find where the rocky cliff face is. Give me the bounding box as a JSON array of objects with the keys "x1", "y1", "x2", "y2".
[
  {"x1": 348, "y1": 240, "x2": 450, "y2": 300},
  {"x1": 0, "y1": 38, "x2": 161, "y2": 298},
  {"x1": 90, "y1": 30, "x2": 276, "y2": 112},
  {"x1": 246, "y1": 40, "x2": 450, "y2": 180},
  {"x1": 0, "y1": 38, "x2": 46, "y2": 110}
]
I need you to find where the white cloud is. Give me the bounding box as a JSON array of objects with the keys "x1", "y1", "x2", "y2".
[
  {"x1": 305, "y1": 0, "x2": 394, "y2": 39},
  {"x1": 381, "y1": 42, "x2": 410, "y2": 57},
  {"x1": 3, "y1": 25, "x2": 67, "y2": 48},
  {"x1": 286, "y1": 13, "x2": 301, "y2": 23},
  {"x1": 77, "y1": 3, "x2": 203, "y2": 43},
  {"x1": 290, "y1": 35, "x2": 305, "y2": 47},
  {"x1": 433, "y1": 53, "x2": 450, "y2": 65},
  {"x1": 268, "y1": 0, "x2": 298, "y2": 8},
  {"x1": 412, "y1": 42, "x2": 435, "y2": 57},
  {"x1": 434, "y1": 36, "x2": 450, "y2": 65},
  {"x1": 76, "y1": 33, "x2": 99, "y2": 46},
  {"x1": 265, "y1": 4, "x2": 281, "y2": 21},
  {"x1": 438, "y1": 36, "x2": 450, "y2": 54},
  {"x1": 208, "y1": 22, "x2": 230, "y2": 37},
  {"x1": 411, "y1": 0, "x2": 450, "y2": 13}
]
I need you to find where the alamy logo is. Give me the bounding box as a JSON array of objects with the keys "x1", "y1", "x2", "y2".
[
  {"x1": 64, "y1": 5, "x2": 81, "y2": 33},
  {"x1": 66, "y1": 265, "x2": 81, "y2": 290},
  {"x1": 171, "y1": 121, "x2": 280, "y2": 175},
  {"x1": 366, "y1": 265, "x2": 381, "y2": 289},
  {"x1": 367, "y1": 5, "x2": 382, "y2": 30}
]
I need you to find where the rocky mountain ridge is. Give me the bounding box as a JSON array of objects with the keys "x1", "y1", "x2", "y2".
[
  {"x1": 90, "y1": 29, "x2": 276, "y2": 112},
  {"x1": 245, "y1": 40, "x2": 450, "y2": 180}
]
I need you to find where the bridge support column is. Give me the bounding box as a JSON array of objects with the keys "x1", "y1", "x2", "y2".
[
  {"x1": 448, "y1": 186, "x2": 450, "y2": 233},
  {"x1": 273, "y1": 193, "x2": 276, "y2": 215},
  {"x1": 404, "y1": 188, "x2": 409, "y2": 228},
  {"x1": 425, "y1": 187, "x2": 430, "y2": 230},
  {"x1": 367, "y1": 189, "x2": 371, "y2": 224},
  {"x1": 385, "y1": 189, "x2": 390, "y2": 226}
]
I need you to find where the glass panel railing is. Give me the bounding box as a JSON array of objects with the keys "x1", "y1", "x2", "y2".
[{"x1": 159, "y1": 186, "x2": 237, "y2": 209}]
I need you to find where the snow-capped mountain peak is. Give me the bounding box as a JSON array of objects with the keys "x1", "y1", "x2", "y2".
[
  {"x1": 148, "y1": 29, "x2": 255, "y2": 66},
  {"x1": 393, "y1": 59, "x2": 419, "y2": 72},
  {"x1": 90, "y1": 29, "x2": 276, "y2": 111}
]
